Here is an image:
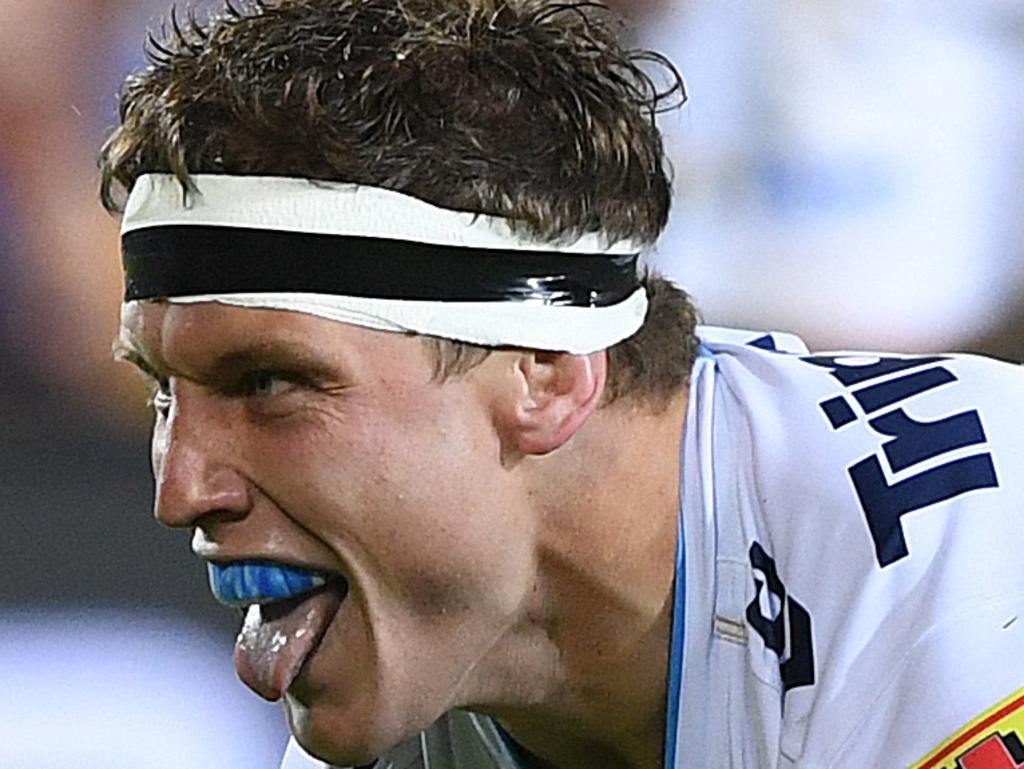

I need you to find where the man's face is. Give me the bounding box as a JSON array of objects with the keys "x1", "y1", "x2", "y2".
[{"x1": 119, "y1": 300, "x2": 539, "y2": 763}]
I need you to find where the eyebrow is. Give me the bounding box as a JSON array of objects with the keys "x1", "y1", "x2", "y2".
[
  {"x1": 112, "y1": 338, "x2": 345, "y2": 384},
  {"x1": 204, "y1": 342, "x2": 343, "y2": 383}
]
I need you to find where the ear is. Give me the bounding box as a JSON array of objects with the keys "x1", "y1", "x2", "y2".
[{"x1": 507, "y1": 350, "x2": 607, "y2": 455}]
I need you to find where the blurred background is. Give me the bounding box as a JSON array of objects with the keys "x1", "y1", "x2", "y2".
[{"x1": 0, "y1": 0, "x2": 1021, "y2": 766}]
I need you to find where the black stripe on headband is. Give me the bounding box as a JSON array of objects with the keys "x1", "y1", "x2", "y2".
[{"x1": 122, "y1": 225, "x2": 641, "y2": 306}]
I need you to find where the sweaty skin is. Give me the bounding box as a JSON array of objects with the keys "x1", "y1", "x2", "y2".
[{"x1": 117, "y1": 300, "x2": 688, "y2": 769}]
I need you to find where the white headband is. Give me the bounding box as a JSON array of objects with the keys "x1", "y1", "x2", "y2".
[{"x1": 120, "y1": 174, "x2": 649, "y2": 353}]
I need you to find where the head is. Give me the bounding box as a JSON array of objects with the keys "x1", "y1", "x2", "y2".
[{"x1": 105, "y1": 0, "x2": 697, "y2": 763}]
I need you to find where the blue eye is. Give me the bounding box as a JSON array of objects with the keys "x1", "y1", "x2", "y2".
[
  {"x1": 251, "y1": 372, "x2": 277, "y2": 398},
  {"x1": 242, "y1": 371, "x2": 295, "y2": 400}
]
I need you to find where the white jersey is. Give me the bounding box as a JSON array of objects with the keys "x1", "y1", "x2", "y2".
[
  {"x1": 284, "y1": 328, "x2": 1024, "y2": 769},
  {"x1": 677, "y1": 327, "x2": 1024, "y2": 769}
]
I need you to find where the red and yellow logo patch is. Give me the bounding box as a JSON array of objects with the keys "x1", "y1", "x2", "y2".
[{"x1": 909, "y1": 688, "x2": 1024, "y2": 769}]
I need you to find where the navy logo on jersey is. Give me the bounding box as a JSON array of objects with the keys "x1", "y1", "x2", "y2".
[
  {"x1": 804, "y1": 355, "x2": 999, "y2": 568},
  {"x1": 746, "y1": 542, "x2": 815, "y2": 693}
]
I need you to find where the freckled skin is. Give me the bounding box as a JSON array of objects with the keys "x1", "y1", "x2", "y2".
[{"x1": 118, "y1": 300, "x2": 687, "y2": 769}]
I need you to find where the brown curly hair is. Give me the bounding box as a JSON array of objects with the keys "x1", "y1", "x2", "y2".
[{"x1": 101, "y1": 0, "x2": 699, "y2": 409}]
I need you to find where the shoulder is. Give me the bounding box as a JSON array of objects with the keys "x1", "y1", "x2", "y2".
[
  {"x1": 686, "y1": 328, "x2": 1024, "y2": 767},
  {"x1": 694, "y1": 330, "x2": 1024, "y2": 520}
]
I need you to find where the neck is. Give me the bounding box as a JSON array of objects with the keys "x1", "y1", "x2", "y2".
[{"x1": 476, "y1": 390, "x2": 688, "y2": 769}]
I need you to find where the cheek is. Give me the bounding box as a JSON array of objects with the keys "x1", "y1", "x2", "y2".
[
  {"x1": 362, "y1": 433, "x2": 530, "y2": 617},
  {"x1": 257, "y1": 388, "x2": 524, "y2": 609},
  {"x1": 269, "y1": 382, "x2": 494, "y2": 514}
]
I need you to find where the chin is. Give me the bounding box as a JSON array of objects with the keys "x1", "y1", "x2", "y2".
[{"x1": 284, "y1": 692, "x2": 420, "y2": 766}]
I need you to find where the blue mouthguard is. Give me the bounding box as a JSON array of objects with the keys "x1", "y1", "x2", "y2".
[{"x1": 208, "y1": 561, "x2": 329, "y2": 607}]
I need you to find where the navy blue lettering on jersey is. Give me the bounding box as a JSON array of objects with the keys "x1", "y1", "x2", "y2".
[
  {"x1": 746, "y1": 542, "x2": 815, "y2": 693},
  {"x1": 820, "y1": 396, "x2": 857, "y2": 429},
  {"x1": 803, "y1": 355, "x2": 1000, "y2": 567},
  {"x1": 748, "y1": 334, "x2": 780, "y2": 351},
  {"x1": 804, "y1": 355, "x2": 948, "y2": 387}
]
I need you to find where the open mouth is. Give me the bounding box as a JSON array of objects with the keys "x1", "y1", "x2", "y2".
[
  {"x1": 208, "y1": 562, "x2": 349, "y2": 701},
  {"x1": 207, "y1": 561, "x2": 340, "y2": 607}
]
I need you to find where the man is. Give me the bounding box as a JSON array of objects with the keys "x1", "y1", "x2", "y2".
[{"x1": 103, "y1": 2, "x2": 1024, "y2": 768}]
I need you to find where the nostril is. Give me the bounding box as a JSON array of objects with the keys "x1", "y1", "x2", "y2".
[{"x1": 154, "y1": 460, "x2": 252, "y2": 528}]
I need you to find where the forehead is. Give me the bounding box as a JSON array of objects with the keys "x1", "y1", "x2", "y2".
[{"x1": 118, "y1": 300, "x2": 432, "y2": 377}]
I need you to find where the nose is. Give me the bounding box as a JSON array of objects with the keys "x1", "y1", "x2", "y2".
[{"x1": 152, "y1": 383, "x2": 252, "y2": 529}]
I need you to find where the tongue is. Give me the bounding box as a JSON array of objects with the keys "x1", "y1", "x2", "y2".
[{"x1": 234, "y1": 584, "x2": 344, "y2": 701}]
